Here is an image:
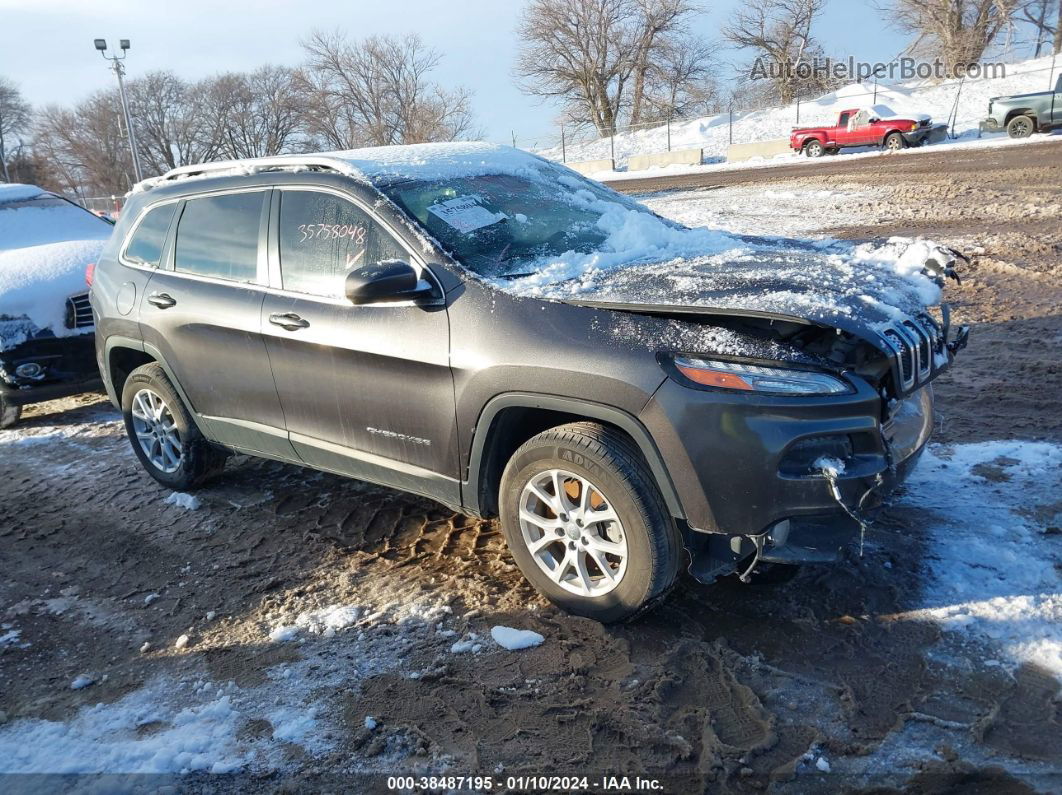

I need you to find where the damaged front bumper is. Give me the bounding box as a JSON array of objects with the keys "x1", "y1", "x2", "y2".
[
  {"x1": 902, "y1": 123, "x2": 949, "y2": 146},
  {"x1": 647, "y1": 379, "x2": 937, "y2": 585},
  {"x1": 979, "y1": 116, "x2": 1004, "y2": 133}
]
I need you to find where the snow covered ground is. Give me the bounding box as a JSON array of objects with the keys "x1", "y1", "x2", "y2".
[
  {"x1": 540, "y1": 54, "x2": 1062, "y2": 176},
  {"x1": 0, "y1": 437, "x2": 1056, "y2": 775},
  {"x1": 903, "y1": 442, "x2": 1062, "y2": 678}
]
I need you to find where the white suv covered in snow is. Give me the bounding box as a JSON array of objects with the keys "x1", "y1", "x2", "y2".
[{"x1": 0, "y1": 184, "x2": 114, "y2": 427}]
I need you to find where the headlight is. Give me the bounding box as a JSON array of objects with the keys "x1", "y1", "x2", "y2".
[
  {"x1": 910, "y1": 122, "x2": 919, "y2": 131},
  {"x1": 670, "y1": 356, "x2": 851, "y2": 395}
]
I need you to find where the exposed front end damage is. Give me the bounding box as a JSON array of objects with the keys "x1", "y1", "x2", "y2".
[{"x1": 572, "y1": 245, "x2": 968, "y2": 585}]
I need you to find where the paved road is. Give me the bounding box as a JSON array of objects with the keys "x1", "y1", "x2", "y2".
[{"x1": 606, "y1": 136, "x2": 1062, "y2": 192}]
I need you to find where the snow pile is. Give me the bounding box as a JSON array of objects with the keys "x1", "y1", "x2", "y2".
[
  {"x1": 490, "y1": 626, "x2": 545, "y2": 651},
  {"x1": 268, "y1": 707, "x2": 318, "y2": 744},
  {"x1": 294, "y1": 604, "x2": 361, "y2": 637},
  {"x1": 903, "y1": 441, "x2": 1062, "y2": 678},
  {"x1": 0, "y1": 687, "x2": 247, "y2": 774},
  {"x1": 268, "y1": 625, "x2": 299, "y2": 643},
  {"x1": 0, "y1": 626, "x2": 29, "y2": 649},
  {"x1": 70, "y1": 675, "x2": 94, "y2": 690},
  {"x1": 0, "y1": 186, "x2": 112, "y2": 349},
  {"x1": 541, "y1": 54, "x2": 1062, "y2": 169},
  {"x1": 164, "y1": 492, "x2": 201, "y2": 511}
]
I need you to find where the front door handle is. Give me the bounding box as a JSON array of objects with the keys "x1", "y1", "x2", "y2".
[
  {"x1": 269, "y1": 312, "x2": 310, "y2": 331},
  {"x1": 147, "y1": 292, "x2": 176, "y2": 309}
]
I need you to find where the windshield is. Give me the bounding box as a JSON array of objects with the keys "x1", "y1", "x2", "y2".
[{"x1": 379, "y1": 166, "x2": 669, "y2": 279}]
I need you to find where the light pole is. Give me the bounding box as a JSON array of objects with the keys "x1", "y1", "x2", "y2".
[
  {"x1": 94, "y1": 38, "x2": 142, "y2": 183},
  {"x1": 872, "y1": 65, "x2": 886, "y2": 105},
  {"x1": 0, "y1": 103, "x2": 8, "y2": 182}
]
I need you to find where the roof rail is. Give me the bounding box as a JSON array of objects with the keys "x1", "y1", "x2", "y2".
[{"x1": 133, "y1": 154, "x2": 362, "y2": 194}]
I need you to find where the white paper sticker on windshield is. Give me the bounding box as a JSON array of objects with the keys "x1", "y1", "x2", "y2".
[{"x1": 427, "y1": 195, "x2": 505, "y2": 233}]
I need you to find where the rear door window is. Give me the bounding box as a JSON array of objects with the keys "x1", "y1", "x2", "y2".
[
  {"x1": 277, "y1": 190, "x2": 406, "y2": 298},
  {"x1": 124, "y1": 203, "x2": 177, "y2": 267},
  {"x1": 174, "y1": 192, "x2": 264, "y2": 282}
]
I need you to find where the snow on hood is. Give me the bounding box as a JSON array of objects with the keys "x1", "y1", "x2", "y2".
[
  {"x1": 487, "y1": 189, "x2": 952, "y2": 339},
  {"x1": 1, "y1": 192, "x2": 112, "y2": 349},
  {"x1": 0, "y1": 183, "x2": 48, "y2": 204}
]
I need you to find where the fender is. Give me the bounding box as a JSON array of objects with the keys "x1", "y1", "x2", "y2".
[
  {"x1": 104, "y1": 336, "x2": 198, "y2": 414},
  {"x1": 463, "y1": 392, "x2": 686, "y2": 521}
]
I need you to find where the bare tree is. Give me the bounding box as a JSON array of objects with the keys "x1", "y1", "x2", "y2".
[
  {"x1": 1020, "y1": 0, "x2": 1062, "y2": 54},
  {"x1": 127, "y1": 71, "x2": 224, "y2": 173},
  {"x1": 33, "y1": 92, "x2": 133, "y2": 196},
  {"x1": 300, "y1": 31, "x2": 478, "y2": 149},
  {"x1": 516, "y1": 0, "x2": 709, "y2": 136},
  {"x1": 877, "y1": 0, "x2": 1021, "y2": 74},
  {"x1": 722, "y1": 0, "x2": 833, "y2": 105},
  {"x1": 202, "y1": 66, "x2": 307, "y2": 159},
  {"x1": 1, "y1": 77, "x2": 32, "y2": 182},
  {"x1": 640, "y1": 34, "x2": 720, "y2": 121}
]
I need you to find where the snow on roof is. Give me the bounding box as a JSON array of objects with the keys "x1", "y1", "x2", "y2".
[{"x1": 136, "y1": 142, "x2": 545, "y2": 193}]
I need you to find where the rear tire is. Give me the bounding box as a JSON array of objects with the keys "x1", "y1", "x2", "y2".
[
  {"x1": 121, "y1": 363, "x2": 227, "y2": 491},
  {"x1": 0, "y1": 396, "x2": 21, "y2": 429},
  {"x1": 1006, "y1": 114, "x2": 1034, "y2": 139},
  {"x1": 499, "y1": 422, "x2": 682, "y2": 623}
]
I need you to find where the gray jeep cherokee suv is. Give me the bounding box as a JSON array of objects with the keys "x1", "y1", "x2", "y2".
[{"x1": 91, "y1": 143, "x2": 966, "y2": 621}]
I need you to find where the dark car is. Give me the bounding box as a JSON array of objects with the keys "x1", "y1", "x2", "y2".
[
  {"x1": 90, "y1": 143, "x2": 966, "y2": 621},
  {"x1": 0, "y1": 184, "x2": 113, "y2": 428}
]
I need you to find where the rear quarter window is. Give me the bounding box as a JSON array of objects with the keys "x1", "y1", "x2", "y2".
[
  {"x1": 123, "y1": 203, "x2": 177, "y2": 267},
  {"x1": 174, "y1": 192, "x2": 264, "y2": 282}
]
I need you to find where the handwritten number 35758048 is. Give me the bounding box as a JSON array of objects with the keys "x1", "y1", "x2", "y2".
[{"x1": 297, "y1": 224, "x2": 367, "y2": 244}]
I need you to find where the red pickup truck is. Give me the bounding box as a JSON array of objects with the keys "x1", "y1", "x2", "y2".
[{"x1": 790, "y1": 107, "x2": 948, "y2": 157}]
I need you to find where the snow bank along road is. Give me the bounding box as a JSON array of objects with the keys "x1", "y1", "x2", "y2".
[{"x1": 1, "y1": 147, "x2": 1060, "y2": 791}]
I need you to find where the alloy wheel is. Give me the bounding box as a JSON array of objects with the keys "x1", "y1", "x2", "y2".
[
  {"x1": 518, "y1": 469, "x2": 628, "y2": 597},
  {"x1": 130, "y1": 388, "x2": 182, "y2": 473}
]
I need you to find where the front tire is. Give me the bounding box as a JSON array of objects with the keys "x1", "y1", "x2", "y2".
[
  {"x1": 884, "y1": 132, "x2": 906, "y2": 152},
  {"x1": 1006, "y1": 114, "x2": 1034, "y2": 139},
  {"x1": 499, "y1": 422, "x2": 682, "y2": 623},
  {"x1": 121, "y1": 363, "x2": 227, "y2": 490}
]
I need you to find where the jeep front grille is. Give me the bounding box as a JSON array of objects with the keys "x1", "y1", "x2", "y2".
[
  {"x1": 883, "y1": 314, "x2": 945, "y2": 394},
  {"x1": 65, "y1": 292, "x2": 93, "y2": 329}
]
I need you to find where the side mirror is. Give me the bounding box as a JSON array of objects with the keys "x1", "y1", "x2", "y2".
[{"x1": 345, "y1": 260, "x2": 434, "y2": 305}]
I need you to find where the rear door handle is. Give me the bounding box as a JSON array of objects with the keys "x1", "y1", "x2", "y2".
[
  {"x1": 269, "y1": 312, "x2": 310, "y2": 331},
  {"x1": 147, "y1": 292, "x2": 176, "y2": 309}
]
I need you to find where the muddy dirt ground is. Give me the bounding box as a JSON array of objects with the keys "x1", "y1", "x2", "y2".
[{"x1": 1, "y1": 140, "x2": 1060, "y2": 793}]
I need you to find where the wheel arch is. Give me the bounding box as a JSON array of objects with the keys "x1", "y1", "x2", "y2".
[
  {"x1": 104, "y1": 337, "x2": 196, "y2": 415},
  {"x1": 464, "y1": 393, "x2": 685, "y2": 522},
  {"x1": 1004, "y1": 108, "x2": 1038, "y2": 127}
]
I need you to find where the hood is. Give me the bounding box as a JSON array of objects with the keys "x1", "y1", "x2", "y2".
[
  {"x1": 0, "y1": 238, "x2": 104, "y2": 350},
  {"x1": 508, "y1": 235, "x2": 959, "y2": 348},
  {"x1": 991, "y1": 90, "x2": 1053, "y2": 103},
  {"x1": 495, "y1": 234, "x2": 964, "y2": 397}
]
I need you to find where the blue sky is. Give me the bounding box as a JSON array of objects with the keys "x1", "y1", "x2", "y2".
[{"x1": 0, "y1": 0, "x2": 911, "y2": 145}]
